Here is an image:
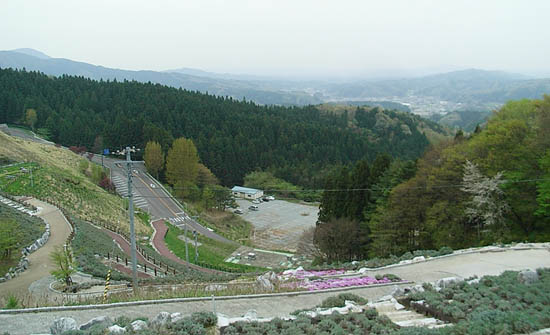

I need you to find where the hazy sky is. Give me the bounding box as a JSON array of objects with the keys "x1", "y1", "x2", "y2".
[{"x1": 2, "y1": 0, "x2": 549, "y2": 77}]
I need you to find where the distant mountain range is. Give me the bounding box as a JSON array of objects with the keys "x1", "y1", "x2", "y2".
[
  {"x1": 1, "y1": 48, "x2": 549, "y2": 112},
  {"x1": 0, "y1": 49, "x2": 321, "y2": 106}
]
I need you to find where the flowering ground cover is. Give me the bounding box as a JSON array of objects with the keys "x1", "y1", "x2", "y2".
[
  {"x1": 283, "y1": 275, "x2": 399, "y2": 291},
  {"x1": 283, "y1": 268, "x2": 347, "y2": 279}
]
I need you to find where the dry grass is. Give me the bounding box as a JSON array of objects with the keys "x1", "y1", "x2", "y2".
[{"x1": 0, "y1": 132, "x2": 148, "y2": 234}]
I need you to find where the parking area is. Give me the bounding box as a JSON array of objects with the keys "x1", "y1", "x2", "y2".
[{"x1": 235, "y1": 199, "x2": 318, "y2": 252}]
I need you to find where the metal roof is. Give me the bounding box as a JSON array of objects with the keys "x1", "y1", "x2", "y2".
[{"x1": 231, "y1": 186, "x2": 262, "y2": 194}]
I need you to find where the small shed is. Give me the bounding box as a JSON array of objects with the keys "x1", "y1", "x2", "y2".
[{"x1": 232, "y1": 186, "x2": 264, "y2": 200}]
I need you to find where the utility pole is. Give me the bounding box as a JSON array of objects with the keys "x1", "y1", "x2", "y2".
[
  {"x1": 184, "y1": 221, "x2": 189, "y2": 263},
  {"x1": 125, "y1": 146, "x2": 139, "y2": 293},
  {"x1": 193, "y1": 230, "x2": 198, "y2": 263}
]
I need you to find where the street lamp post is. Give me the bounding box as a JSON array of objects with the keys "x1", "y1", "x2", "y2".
[{"x1": 193, "y1": 230, "x2": 198, "y2": 263}]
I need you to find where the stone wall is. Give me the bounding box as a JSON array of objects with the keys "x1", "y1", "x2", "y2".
[{"x1": 0, "y1": 195, "x2": 47, "y2": 283}]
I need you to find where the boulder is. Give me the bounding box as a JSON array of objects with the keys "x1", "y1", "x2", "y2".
[
  {"x1": 378, "y1": 295, "x2": 393, "y2": 302},
  {"x1": 205, "y1": 284, "x2": 227, "y2": 292},
  {"x1": 256, "y1": 271, "x2": 277, "y2": 291},
  {"x1": 390, "y1": 286, "x2": 406, "y2": 297},
  {"x1": 467, "y1": 278, "x2": 480, "y2": 285},
  {"x1": 412, "y1": 256, "x2": 425, "y2": 262},
  {"x1": 394, "y1": 302, "x2": 405, "y2": 310},
  {"x1": 170, "y1": 312, "x2": 183, "y2": 323},
  {"x1": 150, "y1": 312, "x2": 171, "y2": 326},
  {"x1": 243, "y1": 309, "x2": 257, "y2": 320},
  {"x1": 130, "y1": 320, "x2": 148, "y2": 331},
  {"x1": 50, "y1": 317, "x2": 78, "y2": 334},
  {"x1": 79, "y1": 316, "x2": 113, "y2": 330},
  {"x1": 435, "y1": 277, "x2": 463, "y2": 289},
  {"x1": 108, "y1": 325, "x2": 126, "y2": 334},
  {"x1": 518, "y1": 270, "x2": 539, "y2": 285}
]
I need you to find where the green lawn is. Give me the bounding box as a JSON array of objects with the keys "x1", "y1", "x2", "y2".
[
  {"x1": 0, "y1": 199, "x2": 45, "y2": 277},
  {"x1": 164, "y1": 224, "x2": 265, "y2": 273}
]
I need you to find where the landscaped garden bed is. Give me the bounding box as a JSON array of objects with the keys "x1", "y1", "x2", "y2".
[
  {"x1": 400, "y1": 268, "x2": 550, "y2": 334},
  {"x1": 282, "y1": 275, "x2": 401, "y2": 291}
]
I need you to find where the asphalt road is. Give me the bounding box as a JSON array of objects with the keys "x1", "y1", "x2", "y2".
[
  {"x1": 94, "y1": 155, "x2": 234, "y2": 244},
  {"x1": 0, "y1": 124, "x2": 53, "y2": 145}
]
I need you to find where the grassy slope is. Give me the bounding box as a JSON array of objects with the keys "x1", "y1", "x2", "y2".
[
  {"x1": 0, "y1": 131, "x2": 148, "y2": 234},
  {"x1": 165, "y1": 224, "x2": 264, "y2": 273},
  {"x1": 199, "y1": 209, "x2": 253, "y2": 245},
  {"x1": 0, "y1": 201, "x2": 45, "y2": 276}
]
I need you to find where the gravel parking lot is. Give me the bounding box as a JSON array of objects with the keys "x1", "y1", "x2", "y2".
[{"x1": 236, "y1": 199, "x2": 319, "y2": 252}]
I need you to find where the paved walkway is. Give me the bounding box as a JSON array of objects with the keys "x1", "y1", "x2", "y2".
[
  {"x1": 0, "y1": 199, "x2": 72, "y2": 301},
  {"x1": 1, "y1": 248, "x2": 549, "y2": 334}
]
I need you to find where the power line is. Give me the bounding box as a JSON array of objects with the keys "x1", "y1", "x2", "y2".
[{"x1": 129, "y1": 177, "x2": 549, "y2": 194}]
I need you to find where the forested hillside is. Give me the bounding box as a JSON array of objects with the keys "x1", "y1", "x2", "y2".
[
  {"x1": 0, "y1": 68, "x2": 445, "y2": 187},
  {"x1": 315, "y1": 95, "x2": 550, "y2": 261}
]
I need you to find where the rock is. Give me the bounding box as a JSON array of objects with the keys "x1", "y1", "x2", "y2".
[
  {"x1": 435, "y1": 277, "x2": 463, "y2": 289},
  {"x1": 107, "y1": 325, "x2": 126, "y2": 334},
  {"x1": 50, "y1": 317, "x2": 78, "y2": 334},
  {"x1": 378, "y1": 295, "x2": 393, "y2": 302},
  {"x1": 130, "y1": 320, "x2": 148, "y2": 331},
  {"x1": 467, "y1": 278, "x2": 480, "y2": 285},
  {"x1": 518, "y1": 270, "x2": 539, "y2": 285},
  {"x1": 394, "y1": 302, "x2": 405, "y2": 310},
  {"x1": 205, "y1": 284, "x2": 227, "y2": 292},
  {"x1": 257, "y1": 277, "x2": 273, "y2": 290},
  {"x1": 358, "y1": 267, "x2": 368, "y2": 274},
  {"x1": 344, "y1": 300, "x2": 363, "y2": 312},
  {"x1": 79, "y1": 315, "x2": 113, "y2": 330},
  {"x1": 256, "y1": 271, "x2": 277, "y2": 291},
  {"x1": 170, "y1": 312, "x2": 183, "y2": 323},
  {"x1": 391, "y1": 285, "x2": 406, "y2": 297},
  {"x1": 412, "y1": 256, "x2": 425, "y2": 262},
  {"x1": 244, "y1": 309, "x2": 257, "y2": 320},
  {"x1": 150, "y1": 312, "x2": 171, "y2": 326},
  {"x1": 216, "y1": 313, "x2": 230, "y2": 328}
]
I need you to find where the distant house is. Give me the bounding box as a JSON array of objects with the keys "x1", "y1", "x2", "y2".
[{"x1": 232, "y1": 186, "x2": 263, "y2": 200}]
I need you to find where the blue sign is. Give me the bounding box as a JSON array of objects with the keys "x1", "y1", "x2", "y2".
[{"x1": 103, "y1": 149, "x2": 110, "y2": 155}]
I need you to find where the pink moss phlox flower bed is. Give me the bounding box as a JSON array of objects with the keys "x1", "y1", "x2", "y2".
[
  {"x1": 282, "y1": 276, "x2": 397, "y2": 291},
  {"x1": 291, "y1": 269, "x2": 347, "y2": 279}
]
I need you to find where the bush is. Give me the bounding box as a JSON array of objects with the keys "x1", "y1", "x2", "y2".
[
  {"x1": 319, "y1": 293, "x2": 367, "y2": 308},
  {"x1": 5, "y1": 295, "x2": 18, "y2": 309},
  {"x1": 168, "y1": 318, "x2": 205, "y2": 335},
  {"x1": 191, "y1": 311, "x2": 217, "y2": 327}
]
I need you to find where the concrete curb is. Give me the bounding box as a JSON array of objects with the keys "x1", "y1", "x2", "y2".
[
  {"x1": 0, "y1": 281, "x2": 411, "y2": 314},
  {"x1": 328, "y1": 244, "x2": 550, "y2": 277}
]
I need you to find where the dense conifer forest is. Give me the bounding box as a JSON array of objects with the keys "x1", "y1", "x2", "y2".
[{"x1": 0, "y1": 68, "x2": 444, "y2": 187}]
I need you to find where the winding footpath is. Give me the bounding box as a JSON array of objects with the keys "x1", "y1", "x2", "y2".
[
  {"x1": 0, "y1": 199, "x2": 72, "y2": 300},
  {"x1": 1, "y1": 248, "x2": 549, "y2": 334}
]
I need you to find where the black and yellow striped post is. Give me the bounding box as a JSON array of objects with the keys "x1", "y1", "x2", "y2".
[{"x1": 103, "y1": 269, "x2": 111, "y2": 304}]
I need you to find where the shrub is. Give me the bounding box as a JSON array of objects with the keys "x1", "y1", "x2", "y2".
[
  {"x1": 5, "y1": 295, "x2": 18, "y2": 309},
  {"x1": 168, "y1": 318, "x2": 205, "y2": 335},
  {"x1": 191, "y1": 311, "x2": 217, "y2": 327},
  {"x1": 319, "y1": 293, "x2": 367, "y2": 308}
]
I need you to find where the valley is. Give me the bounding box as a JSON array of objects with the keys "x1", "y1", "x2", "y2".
[{"x1": 1, "y1": 46, "x2": 550, "y2": 335}]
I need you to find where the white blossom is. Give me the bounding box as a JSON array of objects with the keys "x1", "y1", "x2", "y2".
[{"x1": 461, "y1": 160, "x2": 508, "y2": 227}]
